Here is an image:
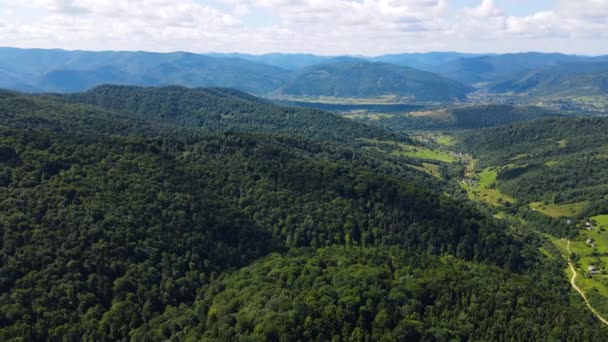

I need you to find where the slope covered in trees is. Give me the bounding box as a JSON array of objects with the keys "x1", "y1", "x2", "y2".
[
  {"x1": 434, "y1": 53, "x2": 586, "y2": 86},
  {"x1": 0, "y1": 86, "x2": 406, "y2": 145},
  {"x1": 1, "y1": 86, "x2": 607, "y2": 340},
  {"x1": 60, "y1": 85, "x2": 407, "y2": 144},
  {"x1": 275, "y1": 59, "x2": 472, "y2": 101},
  {"x1": 361, "y1": 104, "x2": 565, "y2": 131},
  {"x1": 0, "y1": 128, "x2": 528, "y2": 339},
  {"x1": 0, "y1": 48, "x2": 290, "y2": 94},
  {"x1": 459, "y1": 116, "x2": 608, "y2": 204},
  {"x1": 490, "y1": 62, "x2": 608, "y2": 97}
]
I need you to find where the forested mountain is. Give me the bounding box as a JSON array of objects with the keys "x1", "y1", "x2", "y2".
[
  {"x1": 57, "y1": 85, "x2": 406, "y2": 144},
  {"x1": 359, "y1": 104, "x2": 564, "y2": 131},
  {"x1": 434, "y1": 53, "x2": 588, "y2": 86},
  {"x1": 369, "y1": 52, "x2": 479, "y2": 70},
  {"x1": 276, "y1": 59, "x2": 473, "y2": 101},
  {"x1": 460, "y1": 116, "x2": 608, "y2": 204},
  {"x1": 490, "y1": 62, "x2": 608, "y2": 97},
  {"x1": 1, "y1": 85, "x2": 608, "y2": 339},
  {"x1": 206, "y1": 53, "x2": 332, "y2": 70},
  {"x1": 2, "y1": 48, "x2": 608, "y2": 100},
  {"x1": 0, "y1": 87, "x2": 575, "y2": 339},
  {"x1": 207, "y1": 52, "x2": 477, "y2": 71},
  {"x1": 0, "y1": 48, "x2": 290, "y2": 94}
]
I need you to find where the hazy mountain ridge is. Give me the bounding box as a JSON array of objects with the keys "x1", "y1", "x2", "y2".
[
  {"x1": 1, "y1": 47, "x2": 607, "y2": 100},
  {"x1": 490, "y1": 61, "x2": 608, "y2": 97},
  {"x1": 275, "y1": 59, "x2": 473, "y2": 101}
]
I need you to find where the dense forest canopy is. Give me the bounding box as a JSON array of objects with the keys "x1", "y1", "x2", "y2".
[
  {"x1": 276, "y1": 59, "x2": 472, "y2": 101},
  {"x1": 353, "y1": 104, "x2": 566, "y2": 131},
  {"x1": 59, "y1": 85, "x2": 408, "y2": 144},
  {"x1": 1, "y1": 85, "x2": 607, "y2": 340},
  {"x1": 459, "y1": 116, "x2": 608, "y2": 204}
]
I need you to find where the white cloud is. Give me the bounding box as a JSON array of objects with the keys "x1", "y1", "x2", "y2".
[
  {"x1": 0, "y1": 0, "x2": 607, "y2": 54},
  {"x1": 463, "y1": 0, "x2": 503, "y2": 18}
]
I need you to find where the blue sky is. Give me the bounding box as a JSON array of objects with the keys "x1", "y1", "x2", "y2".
[{"x1": 0, "y1": 0, "x2": 606, "y2": 55}]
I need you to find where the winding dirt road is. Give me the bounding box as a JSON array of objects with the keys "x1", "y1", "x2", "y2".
[{"x1": 566, "y1": 240, "x2": 608, "y2": 326}]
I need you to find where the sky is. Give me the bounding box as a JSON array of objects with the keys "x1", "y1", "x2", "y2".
[{"x1": 0, "y1": 0, "x2": 607, "y2": 56}]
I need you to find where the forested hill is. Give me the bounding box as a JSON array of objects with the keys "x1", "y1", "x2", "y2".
[
  {"x1": 59, "y1": 85, "x2": 407, "y2": 144},
  {"x1": 434, "y1": 53, "x2": 585, "y2": 86},
  {"x1": 0, "y1": 48, "x2": 290, "y2": 94},
  {"x1": 275, "y1": 60, "x2": 472, "y2": 101},
  {"x1": 353, "y1": 104, "x2": 564, "y2": 131},
  {"x1": 490, "y1": 62, "x2": 608, "y2": 97},
  {"x1": 459, "y1": 116, "x2": 608, "y2": 204},
  {"x1": 1, "y1": 87, "x2": 607, "y2": 340},
  {"x1": 0, "y1": 120, "x2": 533, "y2": 339}
]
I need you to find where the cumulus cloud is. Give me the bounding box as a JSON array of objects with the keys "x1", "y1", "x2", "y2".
[
  {"x1": 463, "y1": 0, "x2": 503, "y2": 18},
  {"x1": 0, "y1": 0, "x2": 606, "y2": 54}
]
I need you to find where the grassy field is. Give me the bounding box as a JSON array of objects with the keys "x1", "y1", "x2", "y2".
[
  {"x1": 395, "y1": 145, "x2": 455, "y2": 162},
  {"x1": 530, "y1": 201, "x2": 590, "y2": 218},
  {"x1": 552, "y1": 230, "x2": 608, "y2": 317},
  {"x1": 272, "y1": 94, "x2": 413, "y2": 105},
  {"x1": 592, "y1": 215, "x2": 608, "y2": 228},
  {"x1": 407, "y1": 109, "x2": 451, "y2": 119},
  {"x1": 435, "y1": 134, "x2": 457, "y2": 147},
  {"x1": 342, "y1": 112, "x2": 396, "y2": 120},
  {"x1": 410, "y1": 163, "x2": 442, "y2": 178},
  {"x1": 361, "y1": 139, "x2": 456, "y2": 163},
  {"x1": 461, "y1": 168, "x2": 516, "y2": 207}
]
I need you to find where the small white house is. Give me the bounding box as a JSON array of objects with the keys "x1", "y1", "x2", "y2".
[{"x1": 589, "y1": 265, "x2": 600, "y2": 275}]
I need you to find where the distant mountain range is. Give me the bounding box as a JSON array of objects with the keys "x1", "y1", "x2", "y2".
[
  {"x1": 490, "y1": 62, "x2": 608, "y2": 97},
  {"x1": 1, "y1": 47, "x2": 608, "y2": 100},
  {"x1": 275, "y1": 59, "x2": 472, "y2": 101},
  {"x1": 0, "y1": 48, "x2": 290, "y2": 94}
]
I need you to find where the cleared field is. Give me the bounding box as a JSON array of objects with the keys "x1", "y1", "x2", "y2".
[
  {"x1": 407, "y1": 109, "x2": 451, "y2": 119},
  {"x1": 410, "y1": 162, "x2": 442, "y2": 178},
  {"x1": 592, "y1": 215, "x2": 608, "y2": 228},
  {"x1": 396, "y1": 146, "x2": 455, "y2": 162},
  {"x1": 342, "y1": 112, "x2": 396, "y2": 120},
  {"x1": 361, "y1": 139, "x2": 456, "y2": 163},
  {"x1": 435, "y1": 134, "x2": 457, "y2": 147},
  {"x1": 530, "y1": 201, "x2": 589, "y2": 218},
  {"x1": 461, "y1": 168, "x2": 516, "y2": 207},
  {"x1": 553, "y1": 232, "x2": 608, "y2": 316},
  {"x1": 272, "y1": 94, "x2": 411, "y2": 105}
]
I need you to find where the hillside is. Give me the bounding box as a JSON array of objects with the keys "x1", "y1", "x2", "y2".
[
  {"x1": 350, "y1": 104, "x2": 564, "y2": 131},
  {"x1": 435, "y1": 53, "x2": 587, "y2": 86},
  {"x1": 0, "y1": 48, "x2": 290, "y2": 94},
  {"x1": 275, "y1": 59, "x2": 473, "y2": 101},
  {"x1": 58, "y1": 85, "x2": 406, "y2": 144},
  {"x1": 459, "y1": 116, "x2": 608, "y2": 205},
  {"x1": 1, "y1": 88, "x2": 585, "y2": 339},
  {"x1": 490, "y1": 62, "x2": 608, "y2": 97}
]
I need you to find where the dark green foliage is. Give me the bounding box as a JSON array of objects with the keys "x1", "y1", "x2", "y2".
[
  {"x1": 460, "y1": 116, "x2": 608, "y2": 204},
  {"x1": 367, "y1": 105, "x2": 564, "y2": 131},
  {"x1": 169, "y1": 247, "x2": 602, "y2": 341},
  {"x1": 1, "y1": 86, "x2": 607, "y2": 340},
  {"x1": 276, "y1": 59, "x2": 472, "y2": 101},
  {"x1": 61, "y1": 85, "x2": 407, "y2": 144},
  {"x1": 0, "y1": 127, "x2": 528, "y2": 339}
]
